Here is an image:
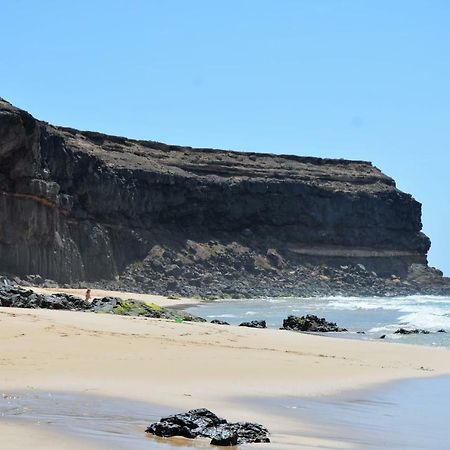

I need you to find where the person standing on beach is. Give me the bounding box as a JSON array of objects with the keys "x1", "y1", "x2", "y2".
[{"x1": 85, "y1": 289, "x2": 92, "y2": 301}]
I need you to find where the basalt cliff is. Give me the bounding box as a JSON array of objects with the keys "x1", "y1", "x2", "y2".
[{"x1": 1, "y1": 98, "x2": 448, "y2": 297}]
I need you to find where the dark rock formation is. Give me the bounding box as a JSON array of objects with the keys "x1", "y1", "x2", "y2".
[
  {"x1": 145, "y1": 408, "x2": 270, "y2": 445},
  {"x1": 0, "y1": 286, "x2": 90, "y2": 310},
  {"x1": 239, "y1": 320, "x2": 267, "y2": 329},
  {"x1": 90, "y1": 296, "x2": 206, "y2": 322},
  {"x1": 1, "y1": 98, "x2": 449, "y2": 298},
  {"x1": 282, "y1": 314, "x2": 347, "y2": 332},
  {"x1": 0, "y1": 284, "x2": 205, "y2": 321},
  {"x1": 210, "y1": 319, "x2": 230, "y2": 325},
  {"x1": 394, "y1": 328, "x2": 430, "y2": 335}
]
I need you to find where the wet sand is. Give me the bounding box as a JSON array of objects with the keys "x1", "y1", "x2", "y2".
[
  {"x1": 1, "y1": 305, "x2": 450, "y2": 448},
  {"x1": 246, "y1": 375, "x2": 450, "y2": 449},
  {"x1": 0, "y1": 391, "x2": 213, "y2": 450},
  {"x1": 6, "y1": 378, "x2": 449, "y2": 450}
]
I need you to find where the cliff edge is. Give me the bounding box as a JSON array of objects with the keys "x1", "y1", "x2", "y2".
[{"x1": 1, "y1": 98, "x2": 446, "y2": 297}]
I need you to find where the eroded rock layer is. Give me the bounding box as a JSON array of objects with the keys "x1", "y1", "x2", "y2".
[{"x1": 0, "y1": 98, "x2": 436, "y2": 295}]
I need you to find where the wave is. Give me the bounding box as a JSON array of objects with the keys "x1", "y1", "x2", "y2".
[
  {"x1": 206, "y1": 313, "x2": 237, "y2": 318},
  {"x1": 398, "y1": 312, "x2": 450, "y2": 331},
  {"x1": 327, "y1": 296, "x2": 450, "y2": 312}
]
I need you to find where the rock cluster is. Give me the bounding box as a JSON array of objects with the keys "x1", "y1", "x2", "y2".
[
  {"x1": 394, "y1": 328, "x2": 430, "y2": 335},
  {"x1": 210, "y1": 319, "x2": 230, "y2": 325},
  {"x1": 0, "y1": 284, "x2": 204, "y2": 322},
  {"x1": 146, "y1": 408, "x2": 270, "y2": 446},
  {"x1": 281, "y1": 314, "x2": 348, "y2": 332},
  {"x1": 0, "y1": 285, "x2": 90, "y2": 310},
  {"x1": 239, "y1": 320, "x2": 267, "y2": 329},
  {"x1": 91, "y1": 259, "x2": 450, "y2": 300}
]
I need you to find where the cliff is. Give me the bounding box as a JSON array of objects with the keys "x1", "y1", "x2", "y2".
[{"x1": 1, "y1": 98, "x2": 443, "y2": 297}]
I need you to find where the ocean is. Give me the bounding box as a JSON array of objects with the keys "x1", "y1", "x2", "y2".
[{"x1": 186, "y1": 295, "x2": 450, "y2": 347}]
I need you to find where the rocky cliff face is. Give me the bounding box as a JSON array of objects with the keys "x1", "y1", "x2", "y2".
[{"x1": 0, "y1": 98, "x2": 438, "y2": 296}]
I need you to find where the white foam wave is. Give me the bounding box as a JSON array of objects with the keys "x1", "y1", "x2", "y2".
[
  {"x1": 398, "y1": 312, "x2": 450, "y2": 331},
  {"x1": 327, "y1": 296, "x2": 450, "y2": 315},
  {"x1": 368, "y1": 325, "x2": 396, "y2": 333},
  {"x1": 206, "y1": 314, "x2": 236, "y2": 318}
]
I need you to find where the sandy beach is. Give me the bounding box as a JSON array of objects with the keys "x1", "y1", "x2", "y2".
[{"x1": 1, "y1": 289, "x2": 450, "y2": 449}]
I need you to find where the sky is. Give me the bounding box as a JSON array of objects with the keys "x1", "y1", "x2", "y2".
[{"x1": 1, "y1": 0, "x2": 449, "y2": 275}]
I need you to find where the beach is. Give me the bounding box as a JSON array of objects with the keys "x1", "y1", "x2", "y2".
[{"x1": 1, "y1": 290, "x2": 450, "y2": 449}]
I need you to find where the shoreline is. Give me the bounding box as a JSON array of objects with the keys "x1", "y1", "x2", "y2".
[
  {"x1": 3, "y1": 375, "x2": 449, "y2": 450},
  {"x1": 1, "y1": 305, "x2": 450, "y2": 448},
  {"x1": 185, "y1": 294, "x2": 450, "y2": 347},
  {"x1": 241, "y1": 374, "x2": 450, "y2": 449}
]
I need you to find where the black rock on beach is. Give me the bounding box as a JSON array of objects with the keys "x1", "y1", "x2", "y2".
[
  {"x1": 146, "y1": 408, "x2": 270, "y2": 445},
  {"x1": 282, "y1": 314, "x2": 347, "y2": 332},
  {"x1": 0, "y1": 284, "x2": 206, "y2": 322},
  {"x1": 239, "y1": 320, "x2": 267, "y2": 329},
  {"x1": 0, "y1": 285, "x2": 90, "y2": 311}
]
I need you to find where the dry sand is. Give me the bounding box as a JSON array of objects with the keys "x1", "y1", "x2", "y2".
[{"x1": 1, "y1": 301, "x2": 450, "y2": 449}]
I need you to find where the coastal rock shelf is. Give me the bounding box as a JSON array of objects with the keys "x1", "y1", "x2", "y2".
[
  {"x1": 1, "y1": 98, "x2": 448, "y2": 297},
  {"x1": 0, "y1": 284, "x2": 204, "y2": 322}
]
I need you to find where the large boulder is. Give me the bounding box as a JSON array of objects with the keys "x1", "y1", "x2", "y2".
[
  {"x1": 282, "y1": 314, "x2": 347, "y2": 332},
  {"x1": 146, "y1": 408, "x2": 270, "y2": 445}
]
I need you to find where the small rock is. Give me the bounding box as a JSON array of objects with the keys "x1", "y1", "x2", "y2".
[
  {"x1": 239, "y1": 320, "x2": 266, "y2": 329},
  {"x1": 210, "y1": 320, "x2": 230, "y2": 325},
  {"x1": 394, "y1": 328, "x2": 430, "y2": 335}
]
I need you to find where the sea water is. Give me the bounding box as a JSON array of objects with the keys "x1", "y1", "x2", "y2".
[
  {"x1": 245, "y1": 375, "x2": 450, "y2": 449},
  {"x1": 186, "y1": 295, "x2": 450, "y2": 346}
]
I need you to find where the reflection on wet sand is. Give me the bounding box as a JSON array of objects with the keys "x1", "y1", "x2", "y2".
[{"x1": 0, "y1": 391, "x2": 214, "y2": 450}]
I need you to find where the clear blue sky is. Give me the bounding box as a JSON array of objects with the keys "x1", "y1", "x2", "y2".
[{"x1": 2, "y1": 1, "x2": 449, "y2": 274}]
